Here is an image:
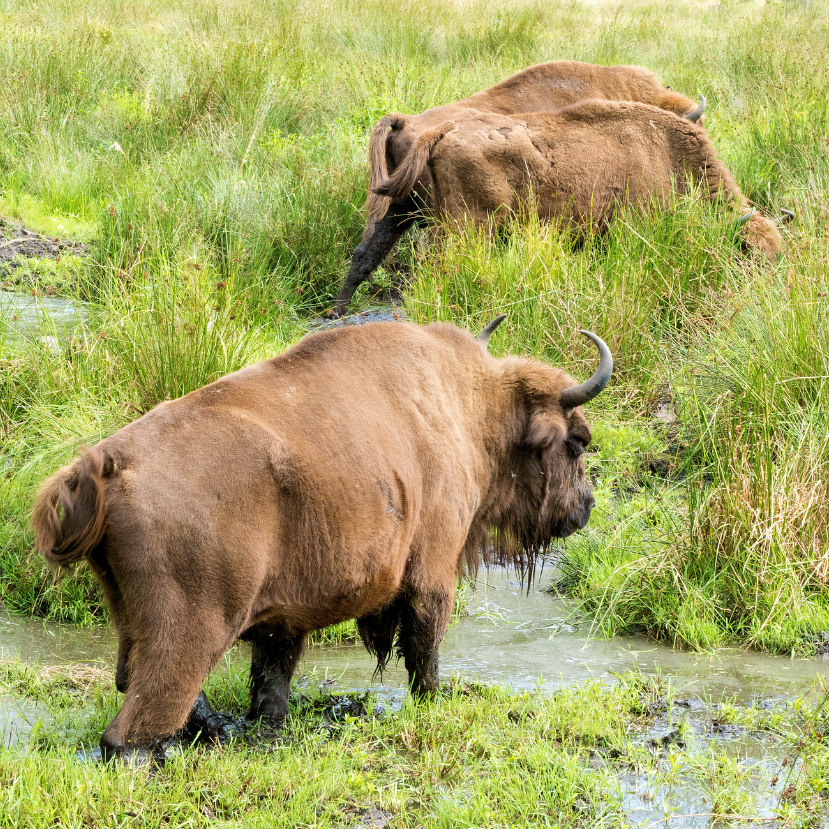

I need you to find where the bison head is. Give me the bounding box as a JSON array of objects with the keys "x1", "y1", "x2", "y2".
[{"x1": 480, "y1": 328, "x2": 612, "y2": 565}]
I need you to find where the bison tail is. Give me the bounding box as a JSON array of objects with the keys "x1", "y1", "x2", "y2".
[
  {"x1": 364, "y1": 114, "x2": 407, "y2": 232},
  {"x1": 372, "y1": 121, "x2": 454, "y2": 202},
  {"x1": 32, "y1": 448, "x2": 108, "y2": 571}
]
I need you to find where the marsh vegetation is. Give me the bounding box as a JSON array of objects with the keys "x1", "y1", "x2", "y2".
[{"x1": 1, "y1": 0, "x2": 828, "y2": 822}]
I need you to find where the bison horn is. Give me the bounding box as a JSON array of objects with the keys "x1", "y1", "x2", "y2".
[
  {"x1": 776, "y1": 208, "x2": 795, "y2": 225},
  {"x1": 559, "y1": 330, "x2": 613, "y2": 410},
  {"x1": 476, "y1": 314, "x2": 507, "y2": 347},
  {"x1": 736, "y1": 207, "x2": 756, "y2": 227},
  {"x1": 684, "y1": 95, "x2": 706, "y2": 123}
]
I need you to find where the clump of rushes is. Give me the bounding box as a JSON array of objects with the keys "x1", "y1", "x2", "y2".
[
  {"x1": 1, "y1": 0, "x2": 829, "y2": 653},
  {"x1": 556, "y1": 249, "x2": 829, "y2": 654}
]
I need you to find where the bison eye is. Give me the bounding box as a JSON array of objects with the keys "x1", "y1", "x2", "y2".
[{"x1": 566, "y1": 436, "x2": 588, "y2": 458}]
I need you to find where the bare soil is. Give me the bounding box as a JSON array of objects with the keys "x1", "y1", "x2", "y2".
[{"x1": 0, "y1": 219, "x2": 87, "y2": 286}]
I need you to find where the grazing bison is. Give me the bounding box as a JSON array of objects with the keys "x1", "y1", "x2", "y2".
[
  {"x1": 331, "y1": 100, "x2": 781, "y2": 317},
  {"x1": 332, "y1": 61, "x2": 705, "y2": 317},
  {"x1": 32, "y1": 317, "x2": 612, "y2": 762}
]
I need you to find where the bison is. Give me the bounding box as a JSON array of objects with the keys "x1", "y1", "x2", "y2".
[
  {"x1": 32, "y1": 317, "x2": 612, "y2": 763},
  {"x1": 331, "y1": 100, "x2": 782, "y2": 317},
  {"x1": 332, "y1": 61, "x2": 706, "y2": 317}
]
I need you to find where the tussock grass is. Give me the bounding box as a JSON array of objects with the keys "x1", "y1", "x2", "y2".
[{"x1": 0, "y1": 0, "x2": 827, "y2": 657}]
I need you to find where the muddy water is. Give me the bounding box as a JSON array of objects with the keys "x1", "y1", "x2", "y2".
[
  {"x1": 0, "y1": 291, "x2": 85, "y2": 346},
  {"x1": 2, "y1": 569, "x2": 827, "y2": 703},
  {"x1": 304, "y1": 570, "x2": 829, "y2": 702},
  {"x1": 3, "y1": 570, "x2": 826, "y2": 824}
]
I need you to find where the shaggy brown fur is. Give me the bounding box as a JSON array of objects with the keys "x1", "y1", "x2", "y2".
[
  {"x1": 370, "y1": 102, "x2": 780, "y2": 267},
  {"x1": 331, "y1": 61, "x2": 703, "y2": 318},
  {"x1": 364, "y1": 61, "x2": 702, "y2": 233},
  {"x1": 32, "y1": 321, "x2": 603, "y2": 761}
]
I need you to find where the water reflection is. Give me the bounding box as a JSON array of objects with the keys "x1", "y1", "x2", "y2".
[{"x1": 0, "y1": 291, "x2": 85, "y2": 346}]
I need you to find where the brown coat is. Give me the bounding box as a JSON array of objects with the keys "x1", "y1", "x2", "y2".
[
  {"x1": 332, "y1": 62, "x2": 705, "y2": 318},
  {"x1": 32, "y1": 320, "x2": 606, "y2": 760},
  {"x1": 365, "y1": 61, "x2": 703, "y2": 231},
  {"x1": 376, "y1": 102, "x2": 781, "y2": 258}
]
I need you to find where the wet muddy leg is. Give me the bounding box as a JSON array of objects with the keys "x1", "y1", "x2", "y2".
[
  {"x1": 330, "y1": 196, "x2": 420, "y2": 318},
  {"x1": 248, "y1": 626, "x2": 307, "y2": 727},
  {"x1": 398, "y1": 589, "x2": 453, "y2": 697},
  {"x1": 181, "y1": 691, "x2": 242, "y2": 745}
]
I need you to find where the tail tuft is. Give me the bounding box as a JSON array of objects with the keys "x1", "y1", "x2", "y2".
[
  {"x1": 371, "y1": 122, "x2": 453, "y2": 201},
  {"x1": 32, "y1": 448, "x2": 109, "y2": 570},
  {"x1": 364, "y1": 114, "x2": 407, "y2": 233}
]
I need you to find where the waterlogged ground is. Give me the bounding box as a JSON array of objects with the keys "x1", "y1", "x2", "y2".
[{"x1": 2, "y1": 570, "x2": 828, "y2": 827}]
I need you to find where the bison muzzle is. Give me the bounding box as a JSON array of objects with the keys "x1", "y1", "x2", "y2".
[{"x1": 32, "y1": 318, "x2": 611, "y2": 763}]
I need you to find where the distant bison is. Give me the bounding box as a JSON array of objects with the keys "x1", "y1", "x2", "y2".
[
  {"x1": 331, "y1": 100, "x2": 781, "y2": 317},
  {"x1": 32, "y1": 317, "x2": 611, "y2": 763},
  {"x1": 332, "y1": 61, "x2": 705, "y2": 316}
]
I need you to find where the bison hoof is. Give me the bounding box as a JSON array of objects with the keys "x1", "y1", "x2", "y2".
[
  {"x1": 323, "y1": 308, "x2": 343, "y2": 321},
  {"x1": 99, "y1": 736, "x2": 166, "y2": 767},
  {"x1": 182, "y1": 693, "x2": 244, "y2": 745}
]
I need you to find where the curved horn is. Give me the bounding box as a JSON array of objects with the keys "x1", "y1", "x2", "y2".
[
  {"x1": 736, "y1": 207, "x2": 756, "y2": 227},
  {"x1": 684, "y1": 94, "x2": 706, "y2": 123},
  {"x1": 559, "y1": 330, "x2": 613, "y2": 410},
  {"x1": 776, "y1": 208, "x2": 795, "y2": 225},
  {"x1": 476, "y1": 314, "x2": 507, "y2": 347}
]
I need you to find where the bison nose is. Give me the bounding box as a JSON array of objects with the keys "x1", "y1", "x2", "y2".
[{"x1": 585, "y1": 493, "x2": 596, "y2": 512}]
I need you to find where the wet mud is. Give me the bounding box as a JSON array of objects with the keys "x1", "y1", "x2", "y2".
[
  {"x1": 3, "y1": 571, "x2": 828, "y2": 825},
  {"x1": 0, "y1": 219, "x2": 87, "y2": 286}
]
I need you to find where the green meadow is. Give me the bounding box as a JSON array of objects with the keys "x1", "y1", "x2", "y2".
[
  {"x1": 1, "y1": 0, "x2": 829, "y2": 821},
  {"x1": 3, "y1": 0, "x2": 828, "y2": 652}
]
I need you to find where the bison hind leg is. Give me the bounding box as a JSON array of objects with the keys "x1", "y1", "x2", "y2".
[
  {"x1": 396, "y1": 588, "x2": 453, "y2": 698},
  {"x1": 357, "y1": 598, "x2": 403, "y2": 677}
]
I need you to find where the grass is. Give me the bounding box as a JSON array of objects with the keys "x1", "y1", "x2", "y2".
[
  {"x1": 2, "y1": 1, "x2": 829, "y2": 823},
  {"x1": 0, "y1": 0, "x2": 828, "y2": 656},
  {"x1": 2, "y1": 660, "x2": 829, "y2": 827}
]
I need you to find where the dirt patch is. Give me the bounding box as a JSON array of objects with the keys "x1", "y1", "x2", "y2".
[{"x1": 0, "y1": 219, "x2": 88, "y2": 287}]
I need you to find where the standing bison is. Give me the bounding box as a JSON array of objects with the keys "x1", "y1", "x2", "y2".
[
  {"x1": 32, "y1": 318, "x2": 611, "y2": 762},
  {"x1": 331, "y1": 101, "x2": 782, "y2": 317},
  {"x1": 332, "y1": 61, "x2": 705, "y2": 317}
]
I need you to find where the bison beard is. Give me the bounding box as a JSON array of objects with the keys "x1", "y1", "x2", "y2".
[
  {"x1": 332, "y1": 60, "x2": 706, "y2": 317},
  {"x1": 32, "y1": 319, "x2": 611, "y2": 763}
]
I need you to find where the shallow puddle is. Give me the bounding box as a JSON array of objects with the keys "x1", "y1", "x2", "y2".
[
  {"x1": 3, "y1": 570, "x2": 826, "y2": 826},
  {"x1": 0, "y1": 291, "x2": 85, "y2": 347},
  {"x1": 2, "y1": 568, "x2": 827, "y2": 710},
  {"x1": 301, "y1": 569, "x2": 829, "y2": 703}
]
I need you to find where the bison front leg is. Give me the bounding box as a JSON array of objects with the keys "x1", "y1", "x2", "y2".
[
  {"x1": 247, "y1": 626, "x2": 307, "y2": 727},
  {"x1": 329, "y1": 196, "x2": 420, "y2": 319},
  {"x1": 398, "y1": 587, "x2": 454, "y2": 697}
]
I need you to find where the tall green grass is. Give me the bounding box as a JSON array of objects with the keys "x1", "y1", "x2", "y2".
[{"x1": 1, "y1": 0, "x2": 828, "y2": 652}]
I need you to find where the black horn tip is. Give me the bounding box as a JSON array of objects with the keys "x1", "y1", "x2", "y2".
[
  {"x1": 559, "y1": 330, "x2": 613, "y2": 410},
  {"x1": 684, "y1": 94, "x2": 707, "y2": 123},
  {"x1": 778, "y1": 208, "x2": 795, "y2": 225},
  {"x1": 476, "y1": 314, "x2": 507, "y2": 347}
]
